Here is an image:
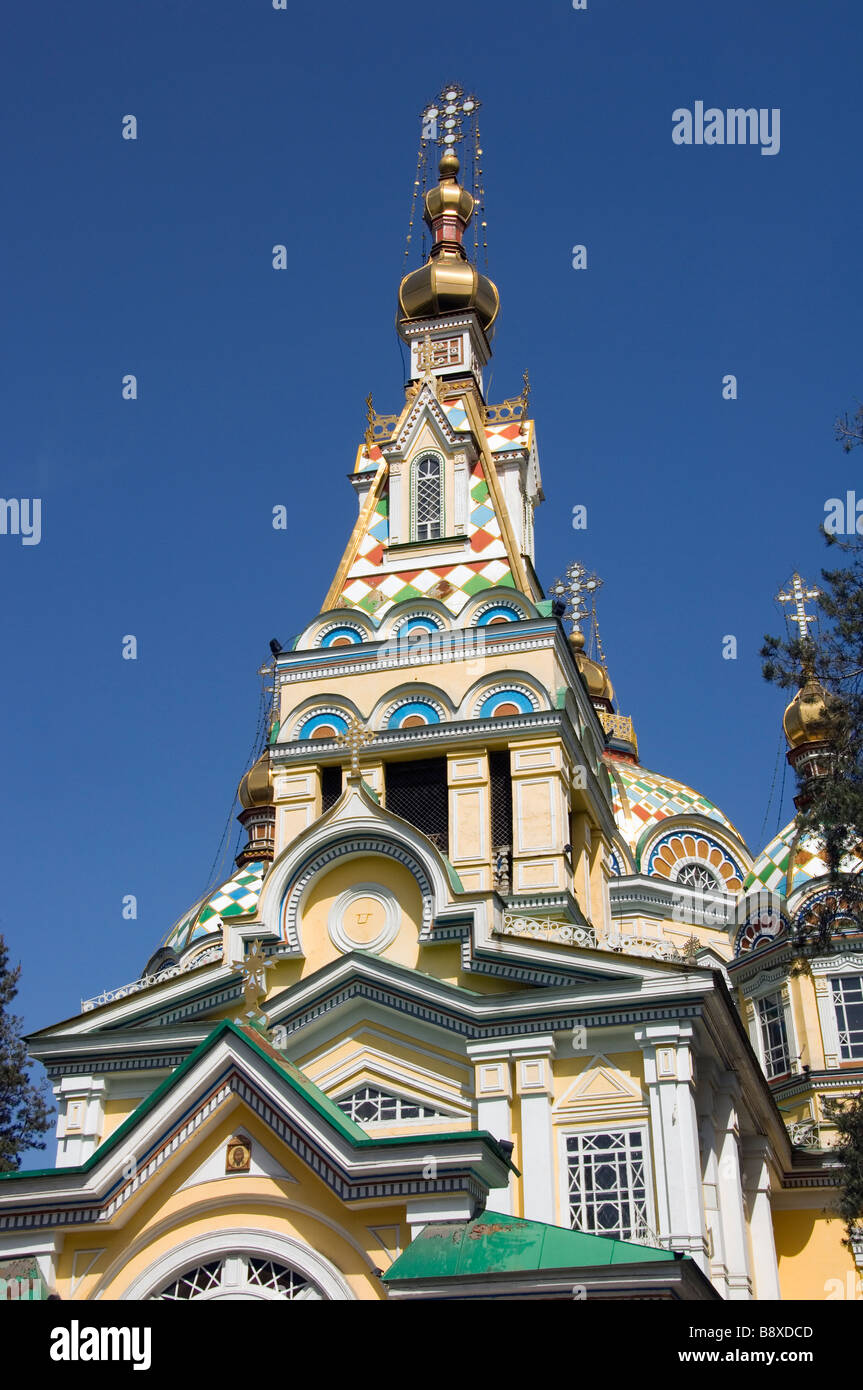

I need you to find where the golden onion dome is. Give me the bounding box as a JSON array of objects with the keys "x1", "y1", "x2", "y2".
[
  {"x1": 568, "y1": 630, "x2": 614, "y2": 703},
  {"x1": 783, "y1": 676, "x2": 838, "y2": 749},
  {"x1": 237, "y1": 752, "x2": 273, "y2": 810},
  {"x1": 398, "y1": 154, "x2": 500, "y2": 333}
]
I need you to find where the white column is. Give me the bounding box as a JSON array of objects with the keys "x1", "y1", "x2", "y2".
[
  {"x1": 743, "y1": 1137, "x2": 782, "y2": 1300},
  {"x1": 696, "y1": 1060, "x2": 730, "y2": 1298},
  {"x1": 389, "y1": 461, "x2": 404, "y2": 544},
  {"x1": 467, "y1": 1041, "x2": 515, "y2": 1215},
  {"x1": 513, "y1": 1036, "x2": 557, "y2": 1223},
  {"x1": 714, "y1": 1075, "x2": 753, "y2": 1299},
  {"x1": 635, "y1": 1024, "x2": 708, "y2": 1270},
  {"x1": 53, "y1": 1075, "x2": 107, "y2": 1166}
]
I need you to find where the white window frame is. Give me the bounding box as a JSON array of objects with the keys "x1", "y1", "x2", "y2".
[
  {"x1": 810, "y1": 953, "x2": 863, "y2": 1069},
  {"x1": 410, "y1": 451, "x2": 445, "y2": 542},
  {"x1": 755, "y1": 990, "x2": 792, "y2": 1079},
  {"x1": 558, "y1": 1123, "x2": 656, "y2": 1243},
  {"x1": 744, "y1": 973, "x2": 800, "y2": 1080}
]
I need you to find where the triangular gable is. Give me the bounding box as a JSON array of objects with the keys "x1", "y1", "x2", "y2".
[
  {"x1": 554, "y1": 1054, "x2": 645, "y2": 1119},
  {"x1": 0, "y1": 1021, "x2": 514, "y2": 1232}
]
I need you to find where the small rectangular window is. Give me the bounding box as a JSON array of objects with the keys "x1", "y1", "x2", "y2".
[
  {"x1": 384, "y1": 757, "x2": 448, "y2": 851},
  {"x1": 320, "y1": 765, "x2": 342, "y2": 813}
]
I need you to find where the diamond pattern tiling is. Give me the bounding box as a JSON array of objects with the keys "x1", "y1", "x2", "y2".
[{"x1": 162, "y1": 863, "x2": 265, "y2": 955}]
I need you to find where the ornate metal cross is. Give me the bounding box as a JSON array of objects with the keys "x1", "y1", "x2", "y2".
[
  {"x1": 335, "y1": 715, "x2": 375, "y2": 776},
  {"x1": 777, "y1": 572, "x2": 820, "y2": 643},
  {"x1": 420, "y1": 83, "x2": 481, "y2": 149}
]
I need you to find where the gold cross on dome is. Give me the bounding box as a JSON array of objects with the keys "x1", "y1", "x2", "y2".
[
  {"x1": 335, "y1": 715, "x2": 375, "y2": 776},
  {"x1": 777, "y1": 572, "x2": 820, "y2": 643}
]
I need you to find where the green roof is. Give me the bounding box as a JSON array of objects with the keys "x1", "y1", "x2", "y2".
[
  {"x1": 383, "y1": 1210, "x2": 677, "y2": 1281},
  {"x1": 0, "y1": 1019, "x2": 516, "y2": 1181}
]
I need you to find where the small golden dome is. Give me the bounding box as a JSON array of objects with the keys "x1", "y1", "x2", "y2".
[
  {"x1": 398, "y1": 154, "x2": 500, "y2": 333},
  {"x1": 237, "y1": 752, "x2": 273, "y2": 810},
  {"x1": 568, "y1": 630, "x2": 614, "y2": 703},
  {"x1": 783, "y1": 676, "x2": 838, "y2": 749}
]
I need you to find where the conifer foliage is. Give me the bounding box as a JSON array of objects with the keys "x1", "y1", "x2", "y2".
[{"x1": 0, "y1": 935, "x2": 52, "y2": 1172}]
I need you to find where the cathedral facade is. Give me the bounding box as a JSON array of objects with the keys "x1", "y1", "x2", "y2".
[{"x1": 1, "y1": 126, "x2": 861, "y2": 1303}]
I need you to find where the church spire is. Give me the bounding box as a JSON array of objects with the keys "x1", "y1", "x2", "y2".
[{"x1": 777, "y1": 573, "x2": 840, "y2": 809}]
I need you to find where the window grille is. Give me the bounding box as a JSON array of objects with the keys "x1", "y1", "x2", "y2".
[
  {"x1": 675, "y1": 862, "x2": 722, "y2": 891},
  {"x1": 756, "y1": 992, "x2": 791, "y2": 1077},
  {"x1": 831, "y1": 975, "x2": 863, "y2": 1059},
  {"x1": 566, "y1": 1130, "x2": 648, "y2": 1241},
  {"x1": 337, "y1": 1086, "x2": 440, "y2": 1123},
  {"x1": 489, "y1": 750, "x2": 513, "y2": 892},
  {"x1": 153, "y1": 1256, "x2": 322, "y2": 1300},
  {"x1": 413, "y1": 454, "x2": 444, "y2": 541},
  {"x1": 321, "y1": 765, "x2": 342, "y2": 813},
  {"x1": 384, "y1": 757, "x2": 448, "y2": 851}
]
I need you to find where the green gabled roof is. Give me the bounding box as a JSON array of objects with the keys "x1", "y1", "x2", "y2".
[
  {"x1": 1, "y1": 1019, "x2": 516, "y2": 1181},
  {"x1": 383, "y1": 1209, "x2": 677, "y2": 1281}
]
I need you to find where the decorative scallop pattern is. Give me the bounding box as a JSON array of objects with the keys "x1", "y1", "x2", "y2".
[{"x1": 647, "y1": 831, "x2": 745, "y2": 892}]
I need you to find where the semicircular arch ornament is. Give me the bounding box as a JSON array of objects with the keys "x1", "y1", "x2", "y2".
[
  {"x1": 316, "y1": 622, "x2": 368, "y2": 648},
  {"x1": 475, "y1": 684, "x2": 538, "y2": 719},
  {"x1": 473, "y1": 601, "x2": 524, "y2": 626},
  {"x1": 792, "y1": 884, "x2": 863, "y2": 943},
  {"x1": 385, "y1": 698, "x2": 444, "y2": 730},
  {"x1": 281, "y1": 836, "x2": 437, "y2": 946},
  {"x1": 152, "y1": 1254, "x2": 325, "y2": 1301},
  {"x1": 390, "y1": 610, "x2": 447, "y2": 636},
  {"x1": 296, "y1": 708, "x2": 351, "y2": 741},
  {"x1": 647, "y1": 830, "x2": 745, "y2": 891},
  {"x1": 734, "y1": 903, "x2": 791, "y2": 956}
]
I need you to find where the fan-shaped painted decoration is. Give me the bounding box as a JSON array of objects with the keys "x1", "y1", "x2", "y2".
[{"x1": 648, "y1": 831, "x2": 745, "y2": 892}]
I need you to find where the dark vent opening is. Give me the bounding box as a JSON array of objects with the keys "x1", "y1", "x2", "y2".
[
  {"x1": 489, "y1": 749, "x2": 513, "y2": 895},
  {"x1": 385, "y1": 758, "x2": 449, "y2": 852},
  {"x1": 321, "y1": 765, "x2": 343, "y2": 812},
  {"x1": 489, "y1": 750, "x2": 513, "y2": 849}
]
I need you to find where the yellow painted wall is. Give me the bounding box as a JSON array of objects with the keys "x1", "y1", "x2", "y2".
[
  {"x1": 774, "y1": 1206, "x2": 858, "y2": 1300},
  {"x1": 56, "y1": 1106, "x2": 403, "y2": 1301}
]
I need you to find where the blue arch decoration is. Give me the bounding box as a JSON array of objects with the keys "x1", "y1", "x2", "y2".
[
  {"x1": 387, "y1": 700, "x2": 442, "y2": 729},
  {"x1": 400, "y1": 617, "x2": 441, "y2": 635},
  {"x1": 299, "y1": 712, "x2": 349, "y2": 739},
  {"x1": 479, "y1": 688, "x2": 534, "y2": 718},
  {"x1": 320, "y1": 626, "x2": 364, "y2": 647},
  {"x1": 476, "y1": 604, "x2": 521, "y2": 626}
]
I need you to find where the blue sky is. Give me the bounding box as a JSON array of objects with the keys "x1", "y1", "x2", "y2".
[{"x1": 2, "y1": 0, "x2": 861, "y2": 1152}]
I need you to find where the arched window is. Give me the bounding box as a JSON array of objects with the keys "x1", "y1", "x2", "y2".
[{"x1": 412, "y1": 453, "x2": 444, "y2": 541}]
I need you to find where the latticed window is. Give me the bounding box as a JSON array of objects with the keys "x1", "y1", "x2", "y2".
[
  {"x1": 756, "y1": 992, "x2": 791, "y2": 1077},
  {"x1": 412, "y1": 454, "x2": 444, "y2": 541},
  {"x1": 831, "y1": 975, "x2": 863, "y2": 1059},
  {"x1": 675, "y1": 862, "x2": 722, "y2": 891},
  {"x1": 337, "y1": 1086, "x2": 441, "y2": 1123},
  {"x1": 384, "y1": 757, "x2": 448, "y2": 851},
  {"x1": 566, "y1": 1130, "x2": 648, "y2": 1241},
  {"x1": 152, "y1": 1255, "x2": 323, "y2": 1300},
  {"x1": 320, "y1": 765, "x2": 342, "y2": 813}
]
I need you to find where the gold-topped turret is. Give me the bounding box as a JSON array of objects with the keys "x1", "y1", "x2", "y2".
[
  {"x1": 398, "y1": 153, "x2": 500, "y2": 333},
  {"x1": 236, "y1": 751, "x2": 276, "y2": 868}
]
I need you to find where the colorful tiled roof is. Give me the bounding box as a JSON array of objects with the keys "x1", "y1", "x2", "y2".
[
  {"x1": 605, "y1": 757, "x2": 742, "y2": 865},
  {"x1": 162, "y1": 862, "x2": 265, "y2": 956},
  {"x1": 743, "y1": 820, "x2": 863, "y2": 896}
]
